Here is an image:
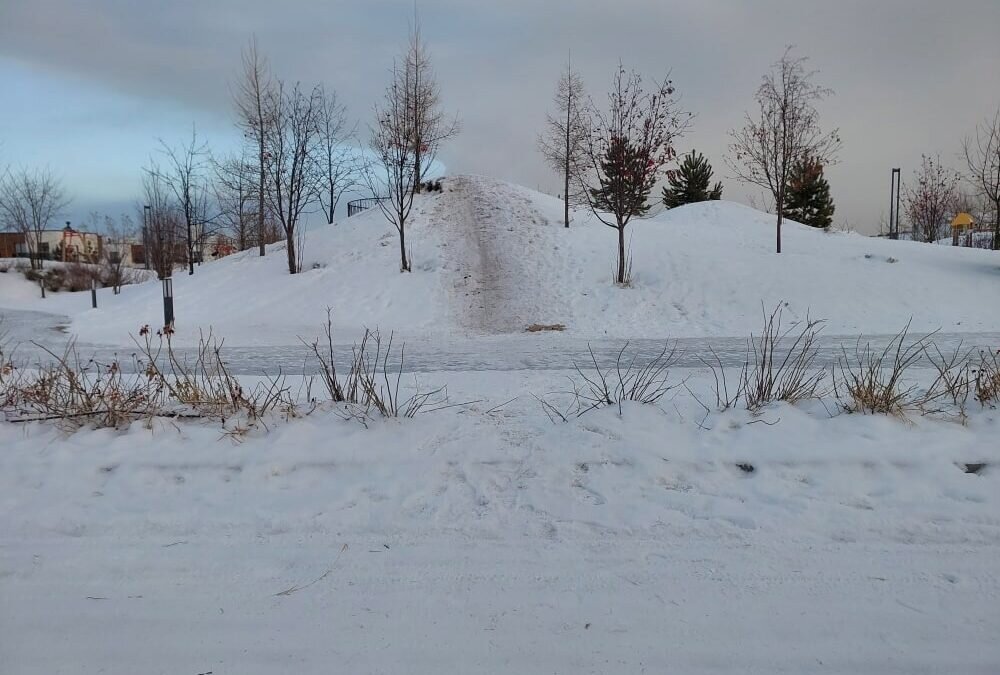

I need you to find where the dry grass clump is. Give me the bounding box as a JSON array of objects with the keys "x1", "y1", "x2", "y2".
[
  {"x1": 0, "y1": 326, "x2": 293, "y2": 431},
  {"x1": 833, "y1": 322, "x2": 930, "y2": 416},
  {"x1": 973, "y1": 349, "x2": 1000, "y2": 406}
]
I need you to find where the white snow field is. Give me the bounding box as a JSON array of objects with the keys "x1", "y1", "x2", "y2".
[
  {"x1": 2, "y1": 176, "x2": 1000, "y2": 673},
  {"x1": 2, "y1": 174, "x2": 998, "y2": 347},
  {"x1": 1, "y1": 372, "x2": 999, "y2": 674}
]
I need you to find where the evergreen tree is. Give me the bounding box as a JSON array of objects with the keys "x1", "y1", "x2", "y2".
[
  {"x1": 782, "y1": 157, "x2": 835, "y2": 228},
  {"x1": 589, "y1": 136, "x2": 655, "y2": 219},
  {"x1": 661, "y1": 150, "x2": 723, "y2": 209}
]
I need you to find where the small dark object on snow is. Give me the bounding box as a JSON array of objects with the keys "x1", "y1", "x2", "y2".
[
  {"x1": 736, "y1": 462, "x2": 755, "y2": 474},
  {"x1": 526, "y1": 323, "x2": 566, "y2": 333},
  {"x1": 962, "y1": 462, "x2": 987, "y2": 475}
]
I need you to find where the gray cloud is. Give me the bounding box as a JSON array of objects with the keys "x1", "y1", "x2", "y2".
[{"x1": 2, "y1": 0, "x2": 999, "y2": 231}]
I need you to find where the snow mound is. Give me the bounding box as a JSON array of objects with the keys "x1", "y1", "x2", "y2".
[{"x1": 3, "y1": 174, "x2": 999, "y2": 346}]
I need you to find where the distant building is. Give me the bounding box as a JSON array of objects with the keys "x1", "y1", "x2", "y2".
[{"x1": 0, "y1": 225, "x2": 103, "y2": 262}]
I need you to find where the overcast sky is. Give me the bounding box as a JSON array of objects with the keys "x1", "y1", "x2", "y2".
[{"x1": 2, "y1": 0, "x2": 998, "y2": 232}]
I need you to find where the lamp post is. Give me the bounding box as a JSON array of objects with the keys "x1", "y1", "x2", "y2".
[
  {"x1": 889, "y1": 168, "x2": 901, "y2": 240},
  {"x1": 143, "y1": 205, "x2": 152, "y2": 270},
  {"x1": 162, "y1": 277, "x2": 174, "y2": 330}
]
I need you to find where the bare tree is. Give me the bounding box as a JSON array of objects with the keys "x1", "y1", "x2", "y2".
[
  {"x1": 366, "y1": 62, "x2": 418, "y2": 272},
  {"x1": 0, "y1": 167, "x2": 70, "y2": 270},
  {"x1": 538, "y1": 54, "x2": 588, "y2": 228},
  {"x1": 158, "y1": 127, "x2": 212, "y2": 275},
  {"x1": 401, "y1": 19, "x2": 460, "y2": 192},
  {"x1": 213, "y1": 150, "x2": 257, "y2": 251},
  {"x1": 101, "y1": 213, "x2": 135, "y2": 294},
  {"x1": 141, "y1": 163, "x2": 183, "y2": 280},
  {"x1": 234, "y1": 36, "x2": 276, "y2": 257},
  {"x1": 264, "y1": 81, "x2": 323, "y2": 275},
  {"x1": 316, "y1": 86, "x2": 360, "y2": 224},
  {"x1": 963, "y1": 109, "x2": 1000, "y2": 250},
  {"x1": 905, "y1": 154, "x2": 959, "y2": 243},
  {"x1": 728, "y1": 47, "x2": 841, "y2": 253},
  {"x1": 580, "y1": 65, "x2": 690, "y2": 285}
]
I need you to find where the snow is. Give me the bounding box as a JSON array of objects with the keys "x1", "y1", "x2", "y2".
[
  {"x1": 3, "y1": 174, "x2": 998, "y2": 347},
  {"x1": 1, "y1": 370, "x2": 999, "y2": 673},
  {"x1": 3, "y1": 174, "x2": 1000, "y2": 672}
]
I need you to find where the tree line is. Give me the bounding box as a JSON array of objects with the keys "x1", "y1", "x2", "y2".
[{"x1": 1, "y1": 40, "x2": 998, "y2": 291}]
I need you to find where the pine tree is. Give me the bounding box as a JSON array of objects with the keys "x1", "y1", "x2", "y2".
[
  {"x1": 589, "y1": 136, "x2": 656, "y2": 219},
  {"x1": 661, "y1": 150, "x2": 723, "y2": 209},
  {"x1": 782, "y1": 157, "x2": 835, "y2": 228}
]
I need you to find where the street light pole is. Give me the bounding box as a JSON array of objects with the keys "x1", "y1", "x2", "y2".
[
  {"x1": 162, "y1": 277, "x2": 174, "y2": 330},
  {"x1": 143, "y1": 205, "x2": 152, "y2": 271}
]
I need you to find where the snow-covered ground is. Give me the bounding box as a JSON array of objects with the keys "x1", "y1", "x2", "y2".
[
  {"x1": 2, "y1": 370, "x2": 999, "y2": 673},
  {"x1": 3, "y1": 176, "x2": 999, "y2": 673},
  {"x1": 2, "y1": 174, "x2": 998, "y2": 347}
]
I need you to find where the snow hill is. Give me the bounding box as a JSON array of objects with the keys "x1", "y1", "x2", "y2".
[{"x1": 2, "y1": 174, "x2": 999, "y2": 346}]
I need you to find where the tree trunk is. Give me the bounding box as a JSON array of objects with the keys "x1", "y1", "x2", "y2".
[
  {"x1": 187, "y1": 219, "x2": 195, "y2": 275},
  {"x1": 564, "y1": 102, "x2": 571, "y2": 228},
  {"x1": 776, "y1": 210, "x2": 783, "y2": 254},
  {"x1": 399, "y1": 224, "x2": 410, "y2": 272},
  {"x1": 564, "y1": 171, "x2": 570, "y2": 228},
  {"x1": 258, "y1": 153, "x2": 266, "y2": 257},
  {"x1": 285, "y1": 231, "x2": 297, "y2": 274},
  {"x1": 994, "y1": 199, "x2": 1000, "y2": 250},
  {"x1": 617, "y1": 225, "x2": 626, "y2": 285}
]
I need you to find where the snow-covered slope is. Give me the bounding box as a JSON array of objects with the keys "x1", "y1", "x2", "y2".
[{"x1": 3, "y1": 174, "x2": 999, "y2": 346}]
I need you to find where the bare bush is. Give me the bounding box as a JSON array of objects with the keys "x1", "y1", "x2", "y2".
[
  {"x1": 973, "y1": 349, "x2": 1000, "y2": 406},
  {"x1": 1, "y1": 342, "x2": 163, "y2": 429},
  {"x1": 923, "y1": 343, "x2": 973, "y2": 417},
  {"x1": 740, "y1": 306, "x2": 826, "y2": 410},
  {"x1": 63, "y1": 262, "x2": 101, "y2": 292},
  {"x1": 834, "y1": 322, "x2": 932, "y2": 415},
  {"x1": 698, "y1": 304, "x2": 826, "y2": 412},
  {"x1": 0, "y1": 328, "x2": 294, "y2": 430},
  {"x1": 134, "y1": 326, "x2": 292, "y2": 424},
  {"x1": 300, "y1": 309, "x2": 350, "y2": 402},
  {"x1": 347, "y1": 329, "x2": 447, "y2": 420},
  {"x1": 540, "y1": 342, "x2": 684, "y2": 419},
  {"x1": 300, "y1": 315, "x2": 450, "y2": 424}
]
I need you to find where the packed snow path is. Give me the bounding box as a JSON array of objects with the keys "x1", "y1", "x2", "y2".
[
  {"x1": 4, "y1": 307, "x2": 999, "y2": 375},
  {"x1": 432, "y1": 175, "x2": 562, "y2": 333}
]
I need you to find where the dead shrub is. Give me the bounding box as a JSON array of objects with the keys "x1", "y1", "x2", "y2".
[
  {"x1": 134, "y1": 325, "x2": 293, "y2": 424},
  {"x1": 834, "y1": 321, "x2": 932, "y2": 416},
  {"x1": 63, "y1": 262, "x2": 101, "y2": 292},
  {"x1": 347, "y1": 329, "x2": 447, "y2": 420},
  {"x1": 698, "y1": 303, "x2": 826, "y2": 412},
  {"x1": 973, "y1": 349, "x2": 1000, "y2": 406},
  {"x1": 300, "y1": 312, "x2": 450, "y2": 424},
  {"x1": 740, "y1": 305, "x2": 827, "y2": 410},
  {"x1": 923, "y1": 343, "x2": 974, "y2": 418},
  {"x1": 539, "y1": 341, "x2": 684, "y2": 419},
  {"x1": 1, "y1": 341, "x2": 164, "y2": 429}
]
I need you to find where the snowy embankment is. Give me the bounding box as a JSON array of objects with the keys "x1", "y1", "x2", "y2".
[
  {"x1": 2, "y1": 175, "x2": 999, "y2": 672},
  {"x1": 2, "y1": 174, "x2": 998, "y2": 347},
  {"x1": 2, "y1": 369, "x2": 999, "y2": 673}
]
